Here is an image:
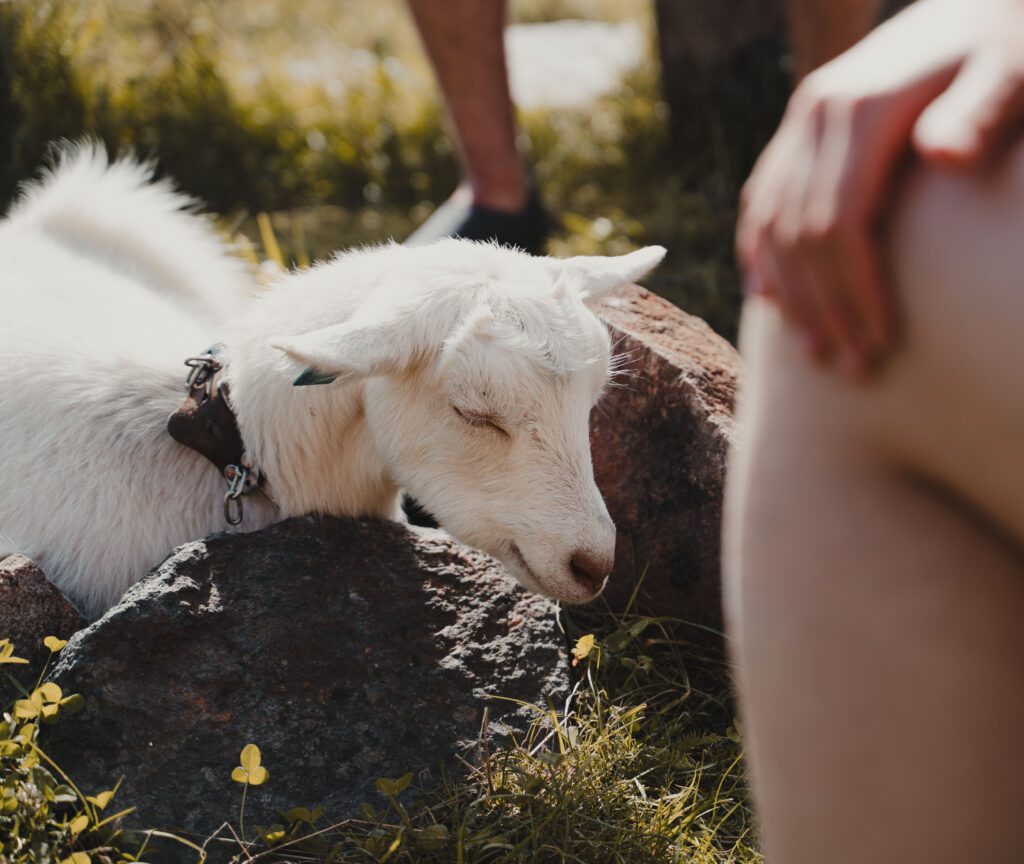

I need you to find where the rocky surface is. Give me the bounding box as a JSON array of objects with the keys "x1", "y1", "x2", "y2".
[
  {"x1": 0, "y1": 554, "x2": 85, "y2": 699},
  {"x1": 592, "y1": 285, "x2": 741, "y2": 634},
  {"x1": 48, "y1": 517, "x2": 568, "y2": 841}
]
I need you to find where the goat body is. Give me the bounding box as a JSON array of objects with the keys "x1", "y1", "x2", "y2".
[{"x1": 0, "y1": 148, "x2": 664, "y2": 618}]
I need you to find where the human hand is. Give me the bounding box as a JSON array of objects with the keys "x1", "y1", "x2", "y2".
[{"x1": 737, "y1": 0, "x2": 1024, "y2": 374}]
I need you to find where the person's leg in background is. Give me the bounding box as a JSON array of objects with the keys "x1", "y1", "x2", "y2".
[
  {"x1": 405, "y1": 0, "x2": 886, "y2": 253},
  {"x1": 724, "y1": 148, "x2": 1024, "y2": 862},
  {"x1": 405, "y1": 0, "x2": 548, "y2": 254}
]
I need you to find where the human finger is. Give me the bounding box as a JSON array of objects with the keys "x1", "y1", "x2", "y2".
[
  {"x1": 914, "y1": 53, "x2": 1024, "y2": 168},
  {"x1": 763, "y1": 95, "x2": 887, "y2": 370},
  {"x1": 815, "y1": 106, "x2": 895, "y2": 359},
  {"x1": 748, "y1": 122, "x2": 841, "y2": 358},
  {"x1": 737, "y1": 128, "x2": 798, "y2": 270},
  {"x1": 758, "y1": 244, "x2": 828, "y2": 361}
]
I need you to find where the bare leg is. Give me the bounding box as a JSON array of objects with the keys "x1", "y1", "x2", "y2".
[
  {"x1": 725, "y1": 147, "x2": 1024, "y2": 862},
  {"x1": 407, "y1": 0, "x2": 526, "y2": 211},
  {"x1": 786, "y1": 0, "x2": 885, "y2": 78}
]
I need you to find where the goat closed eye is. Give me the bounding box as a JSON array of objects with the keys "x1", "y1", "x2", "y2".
[{"x1": 453, "y1": 405, "x2": 509, "y2": 437}]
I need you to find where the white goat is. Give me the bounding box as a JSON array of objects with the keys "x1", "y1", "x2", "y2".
[{"x1": 0, "y1": 147, "x2": 664, "y2": 618}]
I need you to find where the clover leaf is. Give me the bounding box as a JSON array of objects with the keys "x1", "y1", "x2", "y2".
[
  {"x1": 44, "y1": 636, "x2": 68, "y2": 653},
  {"x1": 0, "y1": 639, "x2": 28, "y2": 665},
  {"x1": 231, "y1": 743, "x2": 269, "y2": 786},
  {"x1": 572, "y1": 633, "x2": 597, "y2": 666}
]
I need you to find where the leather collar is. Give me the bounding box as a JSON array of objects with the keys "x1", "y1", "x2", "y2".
[{"x1": 167, "y1": 345, "x2": 262, "y2": 524}]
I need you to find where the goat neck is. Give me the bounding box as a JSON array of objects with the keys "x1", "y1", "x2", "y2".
[{"x1": 221, "y1": 305, "x2": 404, "y2": 523}]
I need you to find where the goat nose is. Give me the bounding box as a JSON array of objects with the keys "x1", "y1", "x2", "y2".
[{"x1": 569, "y1": 548, "x2": 613, "y2": 594}]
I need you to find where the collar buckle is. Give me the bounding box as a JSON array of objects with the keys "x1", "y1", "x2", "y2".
[
  {"x1": 184, "y1": 352, "x2": 222, "y2": 394},
  {"x1": 170, "y1": 344, "x2": 269, "y2": 527}
]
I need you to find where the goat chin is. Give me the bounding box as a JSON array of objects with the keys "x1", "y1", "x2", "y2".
[{"x1": 0, "y1": 144, "x2": 662, "y2": 618}]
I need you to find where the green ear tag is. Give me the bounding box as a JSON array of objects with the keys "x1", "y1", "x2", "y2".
[{"x1": 293, "y1": 368, "x2": 338, "y2": 387}]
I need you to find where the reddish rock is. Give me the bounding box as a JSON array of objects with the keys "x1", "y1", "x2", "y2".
[
  {"x1": 0, "y1": 554, "x2": 85, "y2": 686},
  {"x1": 592, "y1": 285, "x2": 740, "y2": 635}
]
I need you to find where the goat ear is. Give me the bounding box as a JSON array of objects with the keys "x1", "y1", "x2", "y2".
[
  {"x1": 271, "y1": 317, "x2": 409, "y2": 387},
  {"x1": 565, "y1": 245, "x2": 667, "y2": 304}
]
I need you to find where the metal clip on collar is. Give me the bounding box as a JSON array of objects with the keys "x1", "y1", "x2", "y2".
[
  {"x1": 224, "y1": 464, "x2": 251, "y2": 526},
  {"x1": 184, "y1": 352, "x2": 222, "y2": 393}
]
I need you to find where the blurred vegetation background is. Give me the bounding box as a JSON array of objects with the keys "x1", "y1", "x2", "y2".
[{"x1": 0, "y1": 0, "x2": 791, "y2": 339}]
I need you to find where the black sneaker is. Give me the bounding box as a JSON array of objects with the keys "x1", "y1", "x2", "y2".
[{"x1": 406, "y1": 188, "x2": 551, "y2": 256}]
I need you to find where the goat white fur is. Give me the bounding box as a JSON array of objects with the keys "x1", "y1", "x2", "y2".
[{"x1": 0, "y1": 147, "x2": 665, "y2": 618}]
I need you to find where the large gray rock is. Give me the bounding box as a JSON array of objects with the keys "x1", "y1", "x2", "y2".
[
  {"x1": 48, "y1": 516, "x2": 568, "y2": 840},
  {"x1": 592, "y1": 285, "x2": 740, "y2": 634}
]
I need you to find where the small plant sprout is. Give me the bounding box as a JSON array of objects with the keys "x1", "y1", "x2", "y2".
[
  {"x1": 366, "y1": 771, "x2": 416, "y2": 856},
  {"x1": 13, "y1": 682, "x2": 82, "y2": 724},
  {"x1": 0, "y1": 638, "x2": 152, "y2": 863},
  {"x1": 572, "y1": 632, "x2": 598, "y2": 668},
  {"x1": 374, "y1": 772, "x2": 413, "y2": 800},
  {"x1": 85, "y1": 786, "x2": 117, "y2": 810},
  {"x1": 44, "y1": 636, "x2": 68, "y2": 653},
  {"x1": 0, "y1": 639, "x2": 28, "y2": 665},
  {"x1": 232, "y1": 743, "x2": 268, "y2": 844},
  {"x1": 231, "y1": 743, "x2": 269, "y2": 787}
]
